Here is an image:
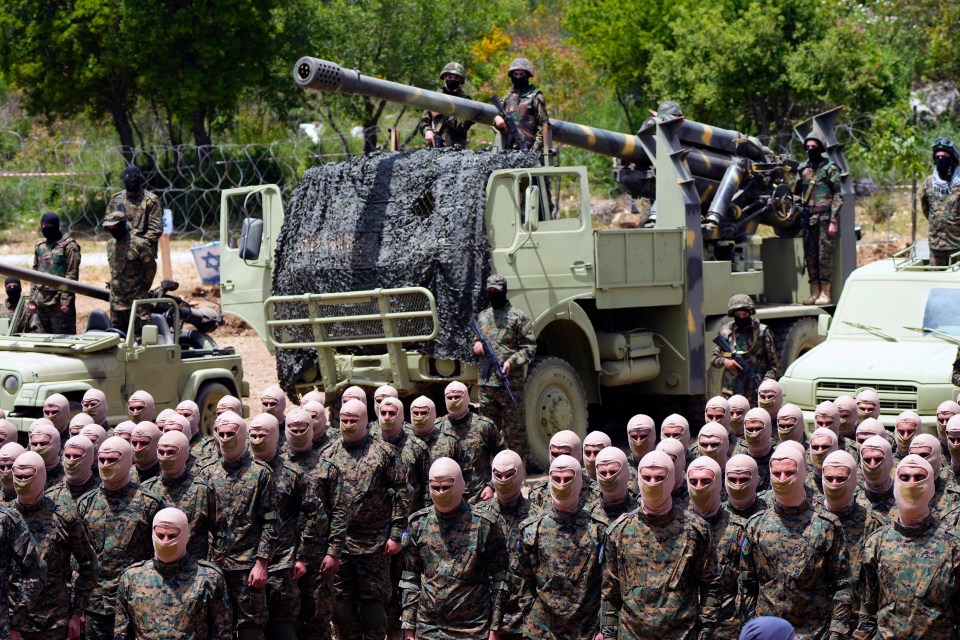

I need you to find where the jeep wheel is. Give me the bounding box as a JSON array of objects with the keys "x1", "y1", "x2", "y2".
[
  {"x1": 776, "y1": 317, "x2": 821, "y2": 371},
  {"x1": 524, "y1": 357, "x2": 588, "y2": 469},
  {"x1": 196, "y1": 382, "x2": 231, "y2": 436}
]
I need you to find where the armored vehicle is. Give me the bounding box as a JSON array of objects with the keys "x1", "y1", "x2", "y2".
[{"x1": 218, "y1": 57, "x2": 856, "y2": 466}]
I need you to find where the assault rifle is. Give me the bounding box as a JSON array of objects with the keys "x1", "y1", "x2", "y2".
[
  {"x1": 470, "y1": 318, "x2": 517, "y2": 404},
  {"x1": 712, "y1": 334, "x2": 764, "y2": 393},
  {"x1": 491, "y1": 95, "x2": 532, "y2": 152}
]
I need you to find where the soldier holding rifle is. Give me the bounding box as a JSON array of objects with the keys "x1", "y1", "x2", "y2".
[{"x1": 711, "y1": 294, "x2": 779, "y2": 403}]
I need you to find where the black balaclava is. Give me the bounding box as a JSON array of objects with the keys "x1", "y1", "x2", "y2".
[
  {"x1": 734, "y1": 314, "x2": 752, "y2": 329},
  {"x1": 122, "y1": 166, "x2": 144, "y2": 193},
  {"x1": 488, "y1": 289, "x2": 508, "y2": 309},
  {"x1": 806, "y1": 140, "x2": 824, "y2": 164},
  {"x1": 4, "y1": 277, "x2": 21, "y2": 304},
  {"x1": 511, "y1": 74, "x2": 530, "y2": 92},
  {"x1": 40, "y1": 212, "x2": 61, "y2": 243},
  {"x1": 444, "y1": 78, "x2": 461, "y2": 92},
  {"x1": 935, "y1": 152, "x2": 956, "y2": 181}
]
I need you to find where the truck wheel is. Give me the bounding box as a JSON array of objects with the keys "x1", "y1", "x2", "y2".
[
  {"x1": 524, "y1": 357, "x2": 588, "y2": 469},
  {"x1": 195, "y1": 382, "x2": 231, "y2": 437},
  {"x1": 775, "y1": 318, "x2": 821, "y2": 371}
]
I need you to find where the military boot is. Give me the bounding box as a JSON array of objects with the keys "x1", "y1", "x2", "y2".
[
  {"x1": 803, "y1": 284, "x2": 821, "y2": 305},
  {"x1": 815, "y1": 282, "x2": 831, "y2": 305}
]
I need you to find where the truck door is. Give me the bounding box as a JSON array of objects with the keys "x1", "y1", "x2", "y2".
[{"x1": 121, "y1": 299, "x2": 179, "y2": 409}]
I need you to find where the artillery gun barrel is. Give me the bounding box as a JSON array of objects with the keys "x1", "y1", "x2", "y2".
[
  {"x1": 0, "y1": 262, "x2": 110, "y2": 302},
  {"x1": 293, "y1": 56, "x2": 651, "y2": 167}
]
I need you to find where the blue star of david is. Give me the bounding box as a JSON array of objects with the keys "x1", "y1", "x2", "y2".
[{"x1": 201, "y1": 252, "x2": 220, "y2": 270}]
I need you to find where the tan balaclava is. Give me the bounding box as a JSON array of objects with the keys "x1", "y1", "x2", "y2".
[
  {"x1": 302, "y1": 400, "x2": 328, "y2": 441},
  {"x1": 909, "y1": 433, "x2": 943, "y2": 477},
  {"x1": 378, "y1": 398, "x2": 405, "y2": 439},
  {"x1": 248, "y1": 413, "x2": 280, "y2": 461},
  {"x1": 834, "y1": 395, "x2": 857, "y2": 438},
  {"x1": 13, "y1": 451, "x2": 46, "y2": 505},
  {"x1": 822, "y1": 450, "x2": 858, "y2": 513},
  {"x1": 215, "y1": 411, "x2": 247, "y2": 462},
  {"x1": 656, "y1": 437, "x2": 687, "y2": 490},
  {"x1": 776, "y1": 404, "x2": 805, "y2": 443},
  {"x1": 894, "y1": 454, "x2": 935, "y2": 526},
  {"x1": 99, "y1": 436, "x2": 134, "y2": 489},
  {"x1": 491, "y1": 449, "x2": 525, "y2": 503},
  {"x1": 582, "y1": 431, "x2": 611, "y2": 479},
  {"x1": 429, "y1": 456, "x2": 465, "y2": 513},
  {"x1": 175, "y1": 400, "x2": 201, "y2": 439},
  {"x1": 410, "y1": 396, "x2": 437, "y2": 436},
  {"x1": 153, "y1": 507, "x2": 190, "y2": 563},
  {"x1": 0, "y1": 419, "x2": 16, "y2": 447},
  {"x1": 697, "y1": 423, "x2": 730, "y2": 467},
  {"x1": 549, "y1": 454, "x2": 583, "y2": 514},
  {"x1": 687, "y1": 456, "x2": 722, "y2": 518},
  {"x1": 339, "y1": 399, "x2": 368, "y2": 444},
  {"x1": 860, "y1": 435, "x2": 894, "y2": 493},
  {"x1": 301, "y1": 390, "x2": 324, "y2": 406},
  {"x1": 814, "y1": 401, "x2": 841, "y2": 437},
  {"x1": 704, "y1": 396, "x2": 731, "y2": 432},
  {"x1": 43, "y1": 393, "x2": 70, "y2": 433},
  {"x1": 69, "y1": 413, "x2": 94, "y2": 438},
  {"x1": 770, "y1": 443, "x2": 807, "y2": 507},
  {"x1": 29, "y1": 421, "x2": 61, "y2": 470},
  {"x1": 82, "y1": 388, "x2": 109, "y2": 425},
  {"x1": 810, "y1": 427, "x2": 839, "y2": 474},
  {"x1": 112, "y1": 421, "x2": 136, "y2": 443},
  {"x1": 946, "y1": 414, "x2": 960, "y2": 467},
  {"x1": 154, "y1": 408, "x2": 176, "y2": 432},
  {"x1": 63, "y1": 435, "x2": 95, "y2": 485},
  {"x1": 626, "y1": 414, "x2": 655, "y2": 460},
  {"x1": 0, "y1": 442, "x2": 25, "y2": 494},
  {"x1": 373, "y1": 385, "x2": 399, "y2": 417},
  {"x1": 725, "y1": 454, "x2": 759, "y2": 511},
  {"x1": 285, "y1": 409, "x2": 314, "y2": 453},
  {"x1": 757, "y1": 379, "x2": 784, "y2": 422},
  {"x1": 128, "y1": 390, "x2": 156, "y2": 424},
  {"x1": 936, "y1": 400, "x2": 960, "y2": 444},
  {"x1": 80, "y1": 424, "x2": 108, "y2": 454},
  {"x1": 856, "y1": 418, "x2": 886, "y2": 449},
  {"x1": 638, "y1": 451, "x2": 675, "y2": 516},
  {"x1": 550, "y1": 430, "x2": 583, "y2": 464},
  {"x1": 341, "y1": 386, "x2": 366, "y2": 406},
  {"x1": 163, "y1": 414, "x2": 192, "y2": 436},
  {"x1": 132, "y1": 422, "x2": 162, "y2": 470},
  {"x1": 260, "y1": 385, "x2": 287, "y2": 421},
  {"x1": 778, "y1": 439, "x2": 807, "y2": 459},
  {"x1": 743, "y1": 408, "x2": 773, "y2": 457},
  {"x1": 660, "y1": 414, "x2": 691, "y2": 448},
  {"x1": 595, "y1": 446, "x2": 630, "y2": 504},
  {"x1": 894, "y1": 411, "x2": 921, "y2": 456},
  {"x1": 217, "y1": 395, "x2": 243, "y2": 416},
  {"x1": 728, "y1": 395, "x2": 750, "y2": 437},
  {"x1": 856, "y1": 389, "x2": 881, "y2": 424},
  {"x1": 157, "y1": 431, "x2": 191, "y2": 479},
  {"x1": 444, "y1": 381, "x2": 470, "y2": 420}
]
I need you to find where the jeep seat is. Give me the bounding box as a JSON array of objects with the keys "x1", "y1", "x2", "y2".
[
  {"x1": 149, "y1": 314, "x2": 173, "y2": 345},
  {"x1": 85, "y1": 310, "x2": 110, "y2": 332}
]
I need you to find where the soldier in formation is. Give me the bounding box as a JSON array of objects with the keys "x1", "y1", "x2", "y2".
[
  {"x1": 28, "y1": 212, "x2": 81, "y2": 334},
  {"x1": 418, "y1": 62, "x2": 474, "y2": 148}
]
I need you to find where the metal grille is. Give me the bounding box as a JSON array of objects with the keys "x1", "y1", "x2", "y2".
[{"x1": 815, "y1": 380, "x2": 918, "y2": 410}]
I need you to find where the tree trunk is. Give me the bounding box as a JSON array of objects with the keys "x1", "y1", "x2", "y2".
[
  {"x1": 107, "y1": 91, "x2": 136, "y2": 164},
  {"x1": 192, "y1": 107, "x2": 212, "y2": 170}
]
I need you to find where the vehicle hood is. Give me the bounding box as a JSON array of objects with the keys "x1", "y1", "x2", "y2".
[
  {"x1": 785, "y1": 339, "x2": 955, "y2": 383},
  {"x1": 0, "y1": 349, "x2": 116, "y2": 381}
]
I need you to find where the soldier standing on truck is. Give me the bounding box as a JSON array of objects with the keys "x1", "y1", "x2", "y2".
[
  {"x1": 795, "y1": 133, "x2": 842, "y2": 305},
  {"x1": 106, "y1": 165, "x2": 161, "y2": 286},
  {"x1": 418, "y1": 62, "x2": 474, "y2": 148},
  {"x1": 493, "y1": 58, "x2": 549, "y2": 153},
  {"x1": 710, "y1": 294, "x2": 779, "y2": 402},
  {"x1": 28, "y1": 212, "x2": 81, "y2": 334},
  {"x1": 473, "y1": 275, "x2": 536, "y2": 466},
  {"x1": 104, "y1": 210, "x2": 155, "y2": 334},
  {"x1": 920, "y1": 137, "x2": 960, "y2": 267}
]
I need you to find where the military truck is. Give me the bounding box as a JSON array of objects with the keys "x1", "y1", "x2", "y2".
[
  {"x1": 218, "y1": 57, "x2": 856, "y2": 465},
  {"x1": 0, "y1": 263, "x2": 248, "y2": 435},
  {"x1": 780, "y1": 244, "x2": 960, "y2": 433}
]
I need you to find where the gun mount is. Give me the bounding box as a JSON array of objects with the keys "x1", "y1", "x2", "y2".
[{"x1": 0, "y1": 261, "x2": 110, "y2": 301}]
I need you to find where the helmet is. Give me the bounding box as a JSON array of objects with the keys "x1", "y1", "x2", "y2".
[
  {"x1": 803, "y1": 133, "x2": 827, "y2": 151},
  {"x1": 440, "y1": 62, "x2": 465, "y2": 81},
  {"x1": 727, "y1": 294, "x2": 755, "y2": 316},
  {"x1": 508, "y1": 57, "x2": 535, "y2": 78},
  {"x1": 932, "y1": 137, "x2": 960, "y2": 161},
  {"x1": 656, "y1": 100, "x2": 683, "y2": 118}
]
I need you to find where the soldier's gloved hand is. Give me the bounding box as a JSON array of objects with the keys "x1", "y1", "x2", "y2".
[
  {"x1": 292, "y1": 561, "x2": 307, "y2": 580},
  {"x1": 68, "y1": 614, "x2": 83, "y2": 640},
  {"x1": 247, "y1": 558, "x2": 268, "y2": 588},
  {"x1": 472, "y1": 341, "x2": 484, "y2": 357},
  {"x1": 320, "y1": 554, "x2": 341, "y2": 574},
  {"x1": 385, "y1": 539, "x2": 402, "y2": 555}
]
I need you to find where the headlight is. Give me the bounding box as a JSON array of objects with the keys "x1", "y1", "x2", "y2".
[{"x1": 2, "y1": 374, "x2": 20, "y2": 395}]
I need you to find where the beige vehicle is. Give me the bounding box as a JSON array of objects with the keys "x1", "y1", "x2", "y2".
[{"x1": 218, "y1": 57, "x2": 856, "y2": 466}]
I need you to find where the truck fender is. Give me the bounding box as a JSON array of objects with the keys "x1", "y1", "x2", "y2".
[
  {"x1": 35, "y1": 383, "x2": 95, "y2": 405},
  {"x1": 533, "y1": 299, "x2": 601, "y2": 372},
  {"x1": 181, "y1": 369, "x2": 239, "y2": 401}
]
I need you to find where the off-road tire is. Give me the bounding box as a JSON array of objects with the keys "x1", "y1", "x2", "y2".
[
  {"x1": 195, "y1": 382, "x2": 231, "y2": 436},
  {"x1": 524, "y1": 356, "x2": 588, "y2": 469},
  {"x1": 774, "y1": 317, "x2": 821, "y2": 372}
]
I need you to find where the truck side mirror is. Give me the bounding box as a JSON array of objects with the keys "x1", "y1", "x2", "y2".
[
  {"x1": 524, "y1": 185, "x2": 540, "y2": 231},
  {"x1": 817, "y1": 314, "x2": 831, "y2": 337},
  {"x1": 0, "y1": 318, "x2": 8, "y2": 335},
  {"x1": 239, "y1": 218, "x2": 263, "y2": 260},
  {"x1": 141, "y1": 324, "x2": 159, "y2": 346}
]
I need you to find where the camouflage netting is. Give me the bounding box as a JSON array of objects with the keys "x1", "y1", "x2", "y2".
[{"x1": 272, "y1": 148, "x2": 539, "y2": 395}]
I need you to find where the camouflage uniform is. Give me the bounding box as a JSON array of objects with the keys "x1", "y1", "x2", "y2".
[
  {"x1": 418, "y1": 87, "x2": 474, "y2": 148},
  {"x1": 437, "y1": 411, "x2": 504, "y2": 502},
  {"x1": 142, "y1": 469, "x2": 214, "y2": 560},
  {"x1": 795, "y1": 156, "x2": 842, "y2": 284},
  {"x1": 724, "y1": 494, "x2": 770, "y2": 520},
  {"x1": 855, "y1": 515, "x2": 960, "y2": 639},
  {"x1": 501, "y1": 85, "x2": 549, "y2": 152},
  {"x1": 0, "y1": 505, "x2": 45, "y2": 640},
  {"x1": 816, "y1": 500, "x2": 886, "y2": 621},
  {"x1": 199, "y1": 451, "x2": 279, "y2": 632},
  {"x1": 588, "y1": 494, "x2": 638, "y2": 526},
  {"x1": 190, "y1": 434, "x2": 221, "y2": 466},
  {"x1": 739, "y1": 500, "x2": 853, "y2": 639},
  {"x1": 9, "y1": 492, "x2": 97, "y2": 638},
  {"x1": 325, "y1": 433, "x2": 408, "y2": 640},
  {"x1": 30, "y1": 234, "x2": 81, "y2": 334},
  {"x1": 1, "y1": 296, "x2": 40, "y2": 333},
  {"x1": 133, "y1": 462, "x2": 161, "y2": 485},
  {"x1": 106, "y1": 232, "x2": 155, "y2": 333},
  {"x1": 513, "y1": 506, "x2": 605, "y2": 639},
  {"x1": 600, "y1": 505, "x2": 720, "y2": 639},
  {"x1": 699, "y1": 505, "x2": 750, "y2": 640},
  {"x1": 47, "y1": 475, "x2": 101, "y2": 511},
  {"x1": 710, "y1": 318, "x2": 779, "y2": 400},
  {"x1": 401, "y1": 500, "x2": 508, "y2": 638},
  {"x1": 475, "y1": 301, "x2": 535, "y2": 462},
  {"x1": 106, "y1": 188, "x2": 163, "y2": 254},
  {"x1": 76, "y1": 481, "x2": 164, "y2": 639},
  {"x1": 115, "y1": 555, "x2": 232, "y2": 640},
  {"x1": 528, "y1": 474, "x2": 600, "y2": 510},
  {"x1": 921, "y1": 173, "x2": 960, "y2": 266}
]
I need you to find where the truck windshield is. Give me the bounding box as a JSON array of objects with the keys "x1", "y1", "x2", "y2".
[{"x1": 833, "y1": 281, "x2": 960, "y2": 340}]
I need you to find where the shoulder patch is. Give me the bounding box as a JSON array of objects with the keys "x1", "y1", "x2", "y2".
[{"x1": 740, "y1": 536, "x2": 752, "y2": 556}]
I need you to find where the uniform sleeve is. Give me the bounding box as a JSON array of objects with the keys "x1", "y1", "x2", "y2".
[
  {"x1": 400, "y1": 520, "x2": 424, "y2": 631},
  {"x1": 827, "y1": 522, "x2": 854, "y2": 639},
  {"x1": 389, "y1": 450, "x2": 411, "y2": 542},
  {"x1": 299, "y1": 476, "x2": 330, "y2": 569},
  {"x1": 29, "y1": 246, "x2": 40, "y2": 301},
  {"x1": 114, "y1": 572, "x2": 135, "y2": 640},
  {"x1": 828, "y1": 165, "x2": 843, "y2": 225},
  {"x1": 144, "y1": 196, "x2": 163, "y2": 243},
  {"x1": 695, "y1": 526, "x2": 721, "y2": 636},
  {"x1": 66, "y1": 509, "x2": 98, "y2": 613},
  {"x1": 487, "y1": 517, "x2": 509, "y2": 632},
  {"x1": 5, "y1": 510, "x2": 44, "y2": 629},
  {"x1": 507, "y1": 311, "x2": 537, "y2": 369},
  {"x1": 921, "y1": 177, "x2": 931, "y2": 220},
  {"x1": 737, "y1": 522, "x2": 759, "y2": 622},
  {"x1": 762, "y1": 326, "x2": 780, "y2": 380},
  {"x1": 211, "y1": 570, "x2": 233, "y2": 639},
  {"x1": 60, "y1": 240, "x2": 81, "y2": 307},
  {"x1": 532, "y1": 94, "x2": 549, "y2": 153},
  {"x1": 851, "y1": 533, "x2": 879, "y2": 640},
  {"x1": 600, "y1": 528, "x2": 622, "y2": 639},
  {"x1": 711, "y1": 325, "x2": 731, "y2": 368},
  {"x1": 256, "y1": 468, "x2": 279, "y2": 562}
]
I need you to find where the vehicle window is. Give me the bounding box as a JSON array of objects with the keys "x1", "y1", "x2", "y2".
[
  {"x1": 225, "y1": 191, "x2": 264, "y2": 250},
  {"x1": 922, "y1": 288, "x2": 960, "y2": 336},
  {"x1": 520, "y1": 173, "x2": 582, "y2": 231}
]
